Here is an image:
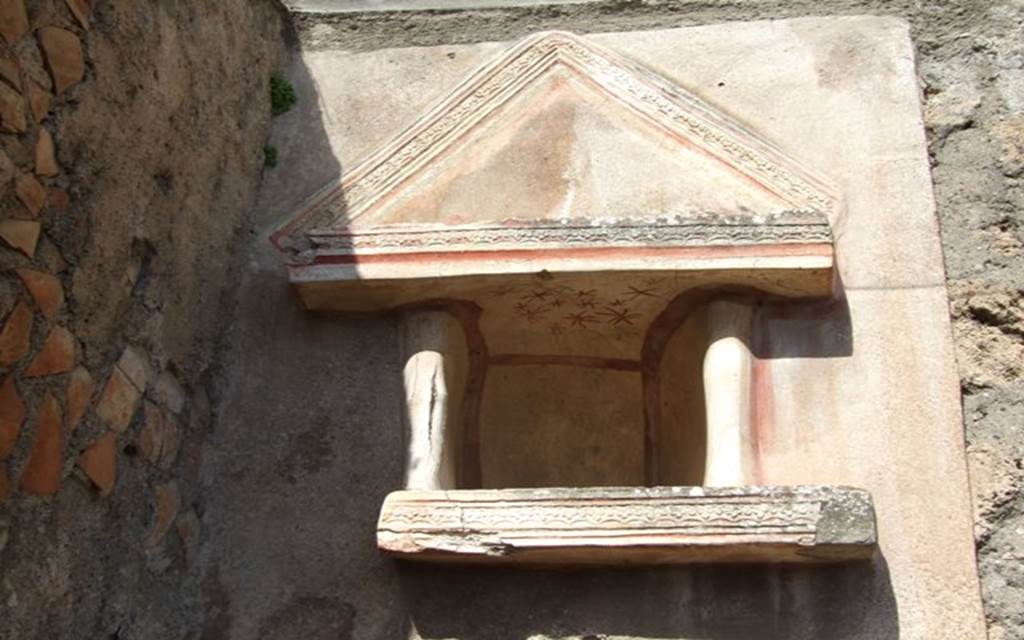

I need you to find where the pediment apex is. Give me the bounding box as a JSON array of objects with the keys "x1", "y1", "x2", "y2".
[{"x1": 272, "y1": 30, "x2": 839, "y2": 263}]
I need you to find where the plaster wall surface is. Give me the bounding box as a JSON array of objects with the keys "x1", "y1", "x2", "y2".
[
  {"x1": 204, "y1": 15, "x2": 992, "y2": 640},
  {"x1": 286, "y1": 0, "x2": 597, "y2": 12}
]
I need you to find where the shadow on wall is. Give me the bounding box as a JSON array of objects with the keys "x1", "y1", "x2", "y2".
[
  {"x1": 198, "y1": 17, "x2": 408, "y2": 640},
  {"x1": 400, "y1": 555, "x2": 899, "y2": 640}
]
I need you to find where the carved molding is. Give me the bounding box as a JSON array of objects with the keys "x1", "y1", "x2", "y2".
[
  {"x1": 309, "y1": 212, "x2": 832, "y2": 254},
  {"x1": 273, "y1": 31, "x2": 839, "y2": 257},
  {"x1": 378, "y1": 486, "x2": 877, "y2": 564}
]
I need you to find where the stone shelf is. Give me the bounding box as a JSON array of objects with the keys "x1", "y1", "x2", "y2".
[{"x1": 378, "y1": 485, "x2": 877, "y2": 565}]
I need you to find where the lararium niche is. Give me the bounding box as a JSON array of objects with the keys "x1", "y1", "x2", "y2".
[{"x1": 272, "y1": 31, "x2": 876, "y2": 565}]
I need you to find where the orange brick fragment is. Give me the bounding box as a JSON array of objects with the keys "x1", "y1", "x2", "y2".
[
  {"x1": 0, "y1": 461, "x2": 10, "y2": 503},
  {"x1": 65, "y1": 0, "x2": 93, "y2": 29},
  {"x1": 0, "y1": 375, "x2": 25, "y2": 459},
  {"x1": 37, "y1": 27, "x2": 84, "y2": 95},
  {"x1": 25, "y1": 326, "x2": 76, "y2": 377},
  {"x1": 0, "y1": 0, "x2": 29, "y2": 45},
  {"x1": 26, "y1": 80, "x2": 51, "y2": 123},
  {"x1": 66, "y1": 366, "x2": 94, "y2": 431},
  {"x1": 20, "y1": 392, "x2": 63, "y2": 495},
  {"x1": 95, "y1": 368, "x2": 140, "y2": 432},
  {"x1": 0, "y1": 219, "x2": 40, "y2": 257},
  {"x1": 145, "y1": 481, "x2": 181, "y2": 549},
  {"x1": 138, "y1": 402, "x2": 180, "y2": 470},
  {"x1": 0, "y1": 300, "x2": 32, "y2": 366},
  {"x1": 15, "y1": 173, "x2": 46, "y2": 216},
  {"x1": 16, "y1": 268, "x2": 64, "y2": 320},
  {"x1": 35, "y1": 128, "x2": 58, "y2": 177},
  {"x1": 78, "y1": 432, "x2": 116, "y2": 495}
]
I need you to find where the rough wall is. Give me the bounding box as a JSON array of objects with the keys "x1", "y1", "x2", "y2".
[
  {"x1": 0, "y1": 1, "x2": 287, "y2": 638},
  {"x1": 0, "y1": 1, "x2": 1021, "y2": 639}
]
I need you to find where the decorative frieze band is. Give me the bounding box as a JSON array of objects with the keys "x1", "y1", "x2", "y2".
[
  {"x1": 311, "y1": 213, "x2": 832, "y2": 254},
  {"x1": 377, "y1": 485, "x2": 877, "y2": 564}
]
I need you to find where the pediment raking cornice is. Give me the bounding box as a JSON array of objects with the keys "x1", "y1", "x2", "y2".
[{"x1": 272, "y1": 31, "x2": 839, "y2": 261}]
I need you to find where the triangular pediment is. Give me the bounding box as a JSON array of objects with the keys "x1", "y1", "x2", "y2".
[{"x1": 273, "y1": 31, "x2": 838, "y2": 262}]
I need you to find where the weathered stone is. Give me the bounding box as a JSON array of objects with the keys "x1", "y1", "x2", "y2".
[
  {"x1": 34, "y1": 128, "x2": 58, "y2": 177},
  {"x1": 138, "y1": 402, "x2": 180, "y2": 470},
  {"x1": 153, "y1": 370, "x2": 186, "y2": 414},
  {"x1": 0, "y1": 301, "x2": 32, "y2": 366},
  {"x1": 116, "y1": 345, "x2": 152, "y2": 392},
  {"x1": 66, "y1": 366, "x2": 94, "y2": 431},
  {"x1": 0, "y1": 219, "x2": 40, "y2": 257},
  {"x1": 16, "y1": 268, "x2": 64, "y2": 320},
  {"x1": 176, "y1": 509, "x2": 200, "y2": 567},
  {"x1": 20, "y1": 392, "x2": 62, "y2": 495},
  {"x1": 65, "y1": 0, "x2": 92, "y2": 29},
  {"x1": 378, "y1": 486, "x2": 878, "y2": 564},
  {"x1": 95, "y1": 368, "x2": 140, "y2": 433},
  {"x1": 14, "y1": 173, "x2": 46, "y2": 216},
  {"x1": 0, "y1": 80, "x2": 27, "y2": 132},
  {"x1": 25, "y1": 79, "x2": 50, "y2": 123},
  {"x1": 145, "y1": 481, "x2": 181, "y2": 549},
  {"x1": 25, "y1": 326, "x2": 75, "y2": 377},
  {"x1": 0, "y1": 375, "x2": 25, "y2": 459},
  {"x1": 925, "y1": 80, "x2": 982, "y2": 138},
  {"x1": 78, "y1": 432, "x2": 116, "y2": 495},
  {"x1": 968, "y1": 446, "x2": 1020, "y2": 541},
  {"x1": 37, "y1": 27, "x2": 84, "y2": 95},
  {"x1": 0, "y1": 0, "x2": 28, "y2": 46},
  {"x1": 0, "y1": 55, "x2": 19, "y2": 91},
  {"x1": 994, "y1": 115, "x2": 1024, "y2": 177}
]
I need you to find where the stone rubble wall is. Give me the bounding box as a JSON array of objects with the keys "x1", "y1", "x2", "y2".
[
  {"x1": 0, "y1": 0, "x2": 1020, "y2": 639},
  {"x1": 0, "y1": 0, "x2": 286, "y2": 638}
]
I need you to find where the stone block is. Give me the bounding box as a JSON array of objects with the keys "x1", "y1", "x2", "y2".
[
  {"x1": 95, "y1": 368, "x2": 140, "y2": 433},
  {"x1": 0, "y1": 54, "x2": 20, "y2": 91},
  {"x1": 14, "y1": 173, "x2": 46, "y2": 216},
  {"x1": 25, "y1": 79, "x2": 50, "y2": 123},
  {"x1": 65, "y1": 366, "x2": 94, "y2": 431},
  {"x1": 24, "y1": 326, "x2": 76, "y2": 377},
  {"x1": 145, "y1": 481, "x2": 181, "y2": 549},
  {"x1": 0, "y1": 375, "x2": 25, "y2": 459},
  {"x1": 78, "y1": 432, "x2": 116, "y2": 495},
  {"x1": 116, "y1": 345, "x2": 151, "y2": 392},
  {"x1": 0, "y1": 300, "x2": 32, "y2": 366},
  {"x1": 0, "y1": 0, "x2": 28, "y2": 46},
  {"x1": 16, "y1": 268, "x2": 63, "y2": 320},
  {"x1": 65, "y1": 0, "x2": 92, "y2": 29},
  {"x1": 20, "y1": 392, "x2": 62, "y2": 495},
  {"x1": 0, "y1": 80, "x2": 27, "y2": 133},
  {"x1": 34, "y1": 128, "x2": 57, "y2": 177},
  {"x1": 0, "y1": 219, "x2": 41, "y2": 257},
  {"x1": 37, "y1": 27, "x2": 84, "y2": 95},
  {"x1": 137, "y1": 402, "x2": 180, "y2": 470},
  {"x1": 153, "y1": 370, "x2": 186, "y2": 414},
  {"x1": 378, "y1": 486, "x2": 877, "y2": 564}
]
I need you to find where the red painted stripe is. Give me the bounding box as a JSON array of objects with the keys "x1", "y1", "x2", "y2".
[{"x1": 308, "y1": 243, "x2": 834, "y2": 266}]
